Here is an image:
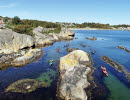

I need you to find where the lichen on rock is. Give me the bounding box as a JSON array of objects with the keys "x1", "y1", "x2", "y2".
[
  {"x1": 5, "y1": 79, "x2": 47, "y2": 93},
  {"x1": 57, "y1": 50, "x2": 93, "y2": 100}
]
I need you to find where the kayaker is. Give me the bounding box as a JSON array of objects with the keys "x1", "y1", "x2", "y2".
[
  {"x1": 101, "y1": 66, "x2": 108, "y2": 77},
  {"x1": 56, "y1": 48, "x2": 60, "y2": 52},
  {"x1": 49, "y1": 59, "x2": 54, "y2": 67}
]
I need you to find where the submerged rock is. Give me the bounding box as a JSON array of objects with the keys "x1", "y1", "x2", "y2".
[
  {"x1": 101, "y1": 56, "x2": 130, "y2": 82},
  {"x1": 86, "y1": 37, "x2": 97, "y2": 40},
  {"x1": 66, "y1": 48, "x2": 79, "y2": 52},
  {"x1": 5, "y1": 79, "x2": 47, "y2": 93},
  {"x1": 117, "y1": 46, "x2": 130, "y2": 53},
  {"x1": 57, "y1": 50, "x2": 92, "y2": 100}
]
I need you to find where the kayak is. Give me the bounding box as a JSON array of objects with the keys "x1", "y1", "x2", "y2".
[{"x1": 101, "y1": 66, "x2": 108, "y2": 77}]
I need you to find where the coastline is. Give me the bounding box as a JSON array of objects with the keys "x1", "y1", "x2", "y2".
[{"x1": 69, "y1": 28, "x2": 130, "y2": 31}]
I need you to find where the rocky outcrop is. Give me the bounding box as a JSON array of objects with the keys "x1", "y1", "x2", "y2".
[
  {"x1": 5, "y1": 79, "x2": 47, "y2": 93},
  {"x1": 117, "y1": 46, "x2": 130, "y2": 53},
  {"x1": 32, "y1": 27, "x2": 75, "y2": 46},
  {"x1": 86, "y1": 37, "x2": 97, "y2": 40},
  {"x1": 11, "y1": 49, "x2": 43, "y2": 67},
  {"x1": 0, "y1": 49, "x2": 43, "y2": 70},
  {"x1": 57, "y1": 50, "x2": 92, "y2": 100},
  {"x1": 0, "y1": 28, "x2": 34, "y2": 54},
  {"x1": 101, "y1": 56, "x2": 130, "y2": 82}
]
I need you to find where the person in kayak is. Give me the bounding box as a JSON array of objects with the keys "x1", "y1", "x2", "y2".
[
  {"x1": 101, "y1": 66, "x2": 108, "y2": 77},
  {"x1": 56, "y1": 48, "x2": 60, "y2": 52},
  {"x1": 49, "y1": 59, "x2": 53, "y2": 67}
]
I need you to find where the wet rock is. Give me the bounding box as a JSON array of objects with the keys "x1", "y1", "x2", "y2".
[
  {"x1": 57, "y1": 50, "x2": 92, "y2": 100},
  {"x1": 101, "y1": 56, "x2": 130, "y2": 82},
  {"x1": 66, "y1": 48, "x2": 79, "y2": 52},
  {"x1": 86, "y1": 37, "x2": 97, "y2": 40},
  {"x1": 0, "y1": 49, "x2": 43, "y2": 70},
  {"x1": 117, "y1": 46, "x2": 130, "y2": 53},
  {"x1": 5, "y1": 79, "x2": 47, "y2": 93},
  {"x1": 11, "y1": 49, "x2": 43, "y2": 67}
]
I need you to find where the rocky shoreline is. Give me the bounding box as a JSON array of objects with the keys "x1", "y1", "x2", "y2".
[{"x1": 0, "y1": 27, "x2": 75, "y2": 68}]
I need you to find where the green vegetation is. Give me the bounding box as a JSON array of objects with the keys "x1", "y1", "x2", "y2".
[
  {"x1": 42, "y1": 26, "x2": 61, "y2": 34},
  {"x1": 13, "y1": 25, "x2": 33, "y2": 36},
  {"x1": 12, "y1": 16, "x2": 21, "y2": 25},
  {"x1": 67, "y1": 22, "x2": 111, "y2": 29},
  {"x1": 3, "y1": 16, "x2": 61, "y2": 35}
]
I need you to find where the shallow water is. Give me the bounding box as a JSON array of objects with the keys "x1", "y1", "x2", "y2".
[{"x1": 0, "y1": 30, "x2": 130, "y2": 100}]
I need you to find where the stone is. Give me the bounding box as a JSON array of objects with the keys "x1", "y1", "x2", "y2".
[
  {"x1": 5, "y1": 79, "x2": 47, "y2": 93},
  {"x1": 86, "y1": 37, "x2": 97, "y2": 40},
  {"x1": 57, "y1": 50, "x2": 92, "y2": 100},
  {"x1": 0, "y1": 28, "x2": 34, "y2": 53}
]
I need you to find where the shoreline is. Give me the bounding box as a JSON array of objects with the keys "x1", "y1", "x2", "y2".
[{"x1": 69, "y1": 28, "x2": 130, "y2": 31}]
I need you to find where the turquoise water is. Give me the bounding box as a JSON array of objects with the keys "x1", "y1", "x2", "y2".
[{"x1": 0, "y1": 30, "x2": 130, "y2": 100}]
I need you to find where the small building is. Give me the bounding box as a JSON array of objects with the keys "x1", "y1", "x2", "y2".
[
  {"x1": 0, "y1": 18, "x2": 5, "y2": 24},
  {"x1": 127, "y1": 27, "x2": 130, "y2": 30}
]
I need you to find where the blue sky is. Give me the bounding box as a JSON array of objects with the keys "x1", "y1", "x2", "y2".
[{"x1": 0, "y1": 0, "x2": 130, "y2": 25}]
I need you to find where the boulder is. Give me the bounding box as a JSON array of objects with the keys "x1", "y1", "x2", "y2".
[
  {"x1": 5, "y1": 79, "x2": 47, "y2": 93},
  {"x1": 0, "y1": 28, "x2": 34, "y2": 54},
  {"x1": 58, "y1": 50, "x2": 92, "y2": 100}
]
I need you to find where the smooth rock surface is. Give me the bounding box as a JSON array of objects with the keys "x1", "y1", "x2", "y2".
[{"x1": 0, "y1": 28, "x2": 34, "y2": 53}]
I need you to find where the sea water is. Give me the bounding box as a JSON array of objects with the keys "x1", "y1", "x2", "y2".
[{"x1": 0, "y1": 30, "x2": 130, "y2": 100}]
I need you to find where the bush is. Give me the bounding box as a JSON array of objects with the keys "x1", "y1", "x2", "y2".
[
  {"x1": 13, "y1": 25, "x2": 33, "y2": 36},
  {"x1": 12, "y1": 16, "x2": 21, "y2": 25}
]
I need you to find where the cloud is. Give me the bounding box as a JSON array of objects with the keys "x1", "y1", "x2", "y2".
[{"x1": 0, "y1": 3, "x2": 15, "y2": 8}]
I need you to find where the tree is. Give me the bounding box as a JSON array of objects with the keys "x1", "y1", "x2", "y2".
[{"x1": 12, "y1": 16, "x2": 21, "y2": 25}]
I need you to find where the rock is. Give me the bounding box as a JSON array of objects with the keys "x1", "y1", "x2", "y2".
[
  {"x1": 117, "y1": 46, "x2": 130, "y2": 53},
  {"x1": 101, "y1": 56, "x2": 130, "y2": 82},
  {"x1": 11, "y1": 49, "x2": 43, "y2": 67},
  {"x1": 0, "y1": 28, "x2": 34, "y2": 54},
  {"x1": 57, "y1": 50, "x2": 92, "y2": 100},
  {"x1": 0, "y1": 49, "x2": 43, "y2": 70},
  {"x1": 66, "y1": 48, "x2": 79, "y2": 52},
  {"x1": 86, "y1": 37, "x2": 97, "y2": 40},
  {"x1": 5, "y1": 79, "x2": 47, "y2": 93},
  {"x1": 32, "y1": 27, "x2": 75, "y2": 46}
]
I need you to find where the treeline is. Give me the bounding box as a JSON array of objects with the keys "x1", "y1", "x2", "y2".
[
  {"x1": 5, "y1": 16, "x2": 61, "y2": 35},
  {"x1": 112, "y1": 24, "x2": 130, "y2": 28},
  {"x1": 68, "y1": 22, "x2": 111, "y2": 29}
]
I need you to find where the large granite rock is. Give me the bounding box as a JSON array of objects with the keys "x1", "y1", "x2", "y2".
[
  {"x1": 58, "y1": 50, "x2": 92, "y2": 100},
  {"x1": 0, "y1": 29, "x2": 34, "y2": 54}
]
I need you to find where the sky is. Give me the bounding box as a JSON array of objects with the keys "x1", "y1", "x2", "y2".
[{"x1": 0, "y1": 0, "x2": 130, "y2": 25}]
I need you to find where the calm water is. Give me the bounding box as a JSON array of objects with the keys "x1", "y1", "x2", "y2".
[{"x1": 0, "y1": 30, "x2": 130, "y2": 100}]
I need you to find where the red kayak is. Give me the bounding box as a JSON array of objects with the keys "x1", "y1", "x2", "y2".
[
  {"x1": 56, "y1": 48, "x2": 60, "y2": 52},
  {"x1": 101, "y1": 66, "x2": 108, "y2": 77}
]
